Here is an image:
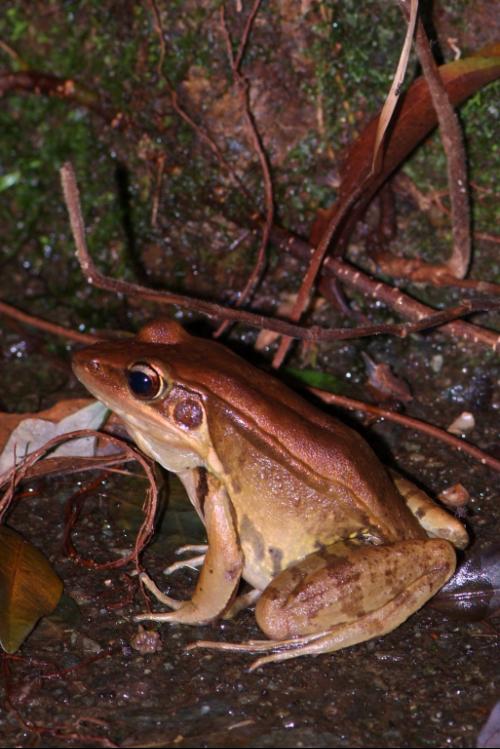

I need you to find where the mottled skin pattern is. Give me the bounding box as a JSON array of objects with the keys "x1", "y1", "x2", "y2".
[{"x1": 73, "y1": 320, "x2": 468, "y2": 668}]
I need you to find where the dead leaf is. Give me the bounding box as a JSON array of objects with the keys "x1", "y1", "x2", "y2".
[
  {"x1": 0, "y1": 399, "x2": 108, "y2": 475},
  {"x1": 0, "y1": 526, "x2": 63, "y2": 653},
  {"x1": 310, "y1": 45, "x2": 500, "y2": 249},
  {"x1": 371, "y1": 0, "x2": 418, "y2": 173},
  {"x1": 361, "y1": 353, "x2": 413, "y2": 403},
  {"x1": 438, "y1": 483, "x2": 470, "y2": 509}
]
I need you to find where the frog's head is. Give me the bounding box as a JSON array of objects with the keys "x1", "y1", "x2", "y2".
[{"x1": 72, "y1": 320, "x2": 217, "y2": 472}]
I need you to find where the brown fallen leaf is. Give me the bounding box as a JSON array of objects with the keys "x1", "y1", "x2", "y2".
[
  {"x1": 0, "y1": 526, "x2": 63, "y2": 653},
  {"x1": 361, "y1": 352, "x2": 412, "y2": 403},
  {"x1": 0, "y1": 398, "x2": 108, "y2": 476},
  {"x1": 438, "y1": 483, "x2": 471, "y2": 509}
]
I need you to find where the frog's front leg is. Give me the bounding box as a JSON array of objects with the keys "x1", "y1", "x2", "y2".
[
  {"x1": 136, "y1": 476, "x2": 243, "y2": 625},
  {"x1": 190, "y1": 537, "x2": 456, "y2": 667}
]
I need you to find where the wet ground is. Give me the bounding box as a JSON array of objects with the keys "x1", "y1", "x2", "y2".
[{"x1": 0, "y1": 1, "x2": 499, "y2": 746}]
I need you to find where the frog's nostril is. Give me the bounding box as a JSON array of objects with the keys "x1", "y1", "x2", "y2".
[{"x1": 89, "y1": 358, "x2": 101, "y2": 371}]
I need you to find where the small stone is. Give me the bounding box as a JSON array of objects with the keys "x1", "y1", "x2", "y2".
[{"x1": 447, "y1": 411, "x2": 475, "y2": 435}]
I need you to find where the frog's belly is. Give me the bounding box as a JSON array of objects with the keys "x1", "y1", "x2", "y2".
[{"x1": 238, "y1": 513, "x2": 336, "y2": 591}]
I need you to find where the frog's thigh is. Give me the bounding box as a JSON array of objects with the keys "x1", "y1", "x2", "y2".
[
  {"x1": 256, "y1": 538, "x2": 456, "y2": 646},
  {"x1": 391, "y1": 473, "x2": 469, "y2": 549}
]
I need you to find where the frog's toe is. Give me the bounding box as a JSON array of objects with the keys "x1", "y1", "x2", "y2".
[
  {"x1": 134, "y1": 610, "x2": 181, "y2": 623},
  {"x1": 163, "y1": 554, "x2": 206, "y2": 575},
  {"x1": 139, "y1": 571, "x2": 183, "y2": 608}
]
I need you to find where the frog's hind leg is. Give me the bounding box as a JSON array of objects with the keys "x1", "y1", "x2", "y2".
[
  {"x1": 391, "y1": 472, "x2": 469, "y2": 549},
  {"x1": 189, "y1": 537, "x2": 456, "y2": 668}
]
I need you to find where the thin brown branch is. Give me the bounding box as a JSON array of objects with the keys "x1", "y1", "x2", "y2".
[
  {"x1": 216, "y1": 1, "x2": 273, "y2": 330},
  {"x1": 271, "y1": 182, "x2": 367, "y2": 367},
  {"x1": 372, "y1": 0, "x2": 419, "y2": 174},
  {"x1": 269, "y1": 225, "x2": 500, "y2": 352},
  {"x1": 150, "y1": 153, "x2": 166, "y2": 228},
  {"x1": 310, "y1": 389, "x2": 500, "y2": 473},
  {"x1": 0, "y1": 429, "x2": 158, "y2": 567},
  {"x1": 372, "y1": 250, "x2": 500, "y2": 292},
  {"x1": 0, "y1": 299, "x2": 98, "y2": 345},
  {"x1": 0, "y1": 71, "x2": 125, "y2": 128},
  {"x1": 403, "y1": 1, "x2": 471, "y2": 278},
  {"x1": 234, "y1": 0, "x2": 262, "y2": 70},
  {"x1": 144, "y1": 0, "x2": 165, "y2": 78},
  {"x1": 475, "y1": 232, "x2": 500, "y2": 245},
  {"x1": 60, "y1": 163, "x2": 499, "y2": 346}
]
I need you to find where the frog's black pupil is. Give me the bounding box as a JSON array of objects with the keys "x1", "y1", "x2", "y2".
[{"x1": 127, "y1": 370, "x2": 156, "y2": 398}]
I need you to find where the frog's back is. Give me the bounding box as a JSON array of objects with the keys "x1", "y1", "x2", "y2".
[{"x1": 164, "y1": 337, "x2": 425, "y2": 544}]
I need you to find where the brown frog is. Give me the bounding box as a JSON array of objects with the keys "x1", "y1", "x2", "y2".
[{"x1": 73, "y1": 320, "x2": 468, "y2": 668}]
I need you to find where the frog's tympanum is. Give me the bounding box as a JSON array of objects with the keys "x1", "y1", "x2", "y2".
[{"x1": 73, "y1": 320, "x2": 468, "y2": 668}]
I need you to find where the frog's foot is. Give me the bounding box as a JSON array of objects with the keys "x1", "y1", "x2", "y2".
[
  {"x1": 187, "y1": 630, "x2": 328, "y2": 670},
  {"x1": 391, "y1": 472, "x2": 469, "y2": 549},
  {"x1": 191, "y1": 538, "x2": 457, "y2": 669}
]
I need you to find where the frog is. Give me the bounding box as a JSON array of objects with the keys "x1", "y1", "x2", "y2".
[{"x1": 72, "y1": 319, "x2": 468, "y2": 669}]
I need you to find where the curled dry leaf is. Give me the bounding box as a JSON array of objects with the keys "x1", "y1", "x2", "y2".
[
  {"x1": 310, "y1": 45, "x2": 500, "y2": 249},
  {"x1": 447, "y1": 411, "x2": 476, "y2": 435},
  {"x1": 0, "y1": 526, "x2": 63, "y2": 653},
  {"x1": 438, "y1": 482, "x2": 471, "y2": 509},
  {"x1": 0, "y1": 398, "x2": 108, "y2": 476},
  {"x1": 361, "y1": 353, "x2": 412, "y2": 403}
]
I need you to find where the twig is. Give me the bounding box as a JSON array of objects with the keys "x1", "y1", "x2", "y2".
[
  {"x1": 272, "y1": 181, "x2": 367, "y2": 367},
  {"x1": 0, "y1": 299, "x2": 98, "y2": 345},
  {"x1": 216, "y1": 2, "x2": 273, "y2": 333},
  {"x1": 310, "y1": 389, "x2": 500, "y2": 473},
  {"x1": 0, "y1": 429, "x2": 158, "y2": 567},
  {"x1": 144, "y1": 0, "x2": 165, "y2": 78},
  {"x1": 372, "y1": 0, "x2": 419, "y2": 173},
  {"x1": 0, "y1": 71, "x2": 123, "y2": 127},
  {"x1": 269, "y1": 225, "x2": 500, "y2": 352},
  {"x1": 402, "y1": 0, "x2": 471, "y2": 278},
  {"x1": 150, "y1": 152, "x2": 166, "y2": 228},
  {"x1": 59, "y1": 163, "x2": 499, "y2": 345}
]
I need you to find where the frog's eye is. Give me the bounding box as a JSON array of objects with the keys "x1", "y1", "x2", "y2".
[{"x1": 126, "y1": 362, "x2": 166, "y2": 400}]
